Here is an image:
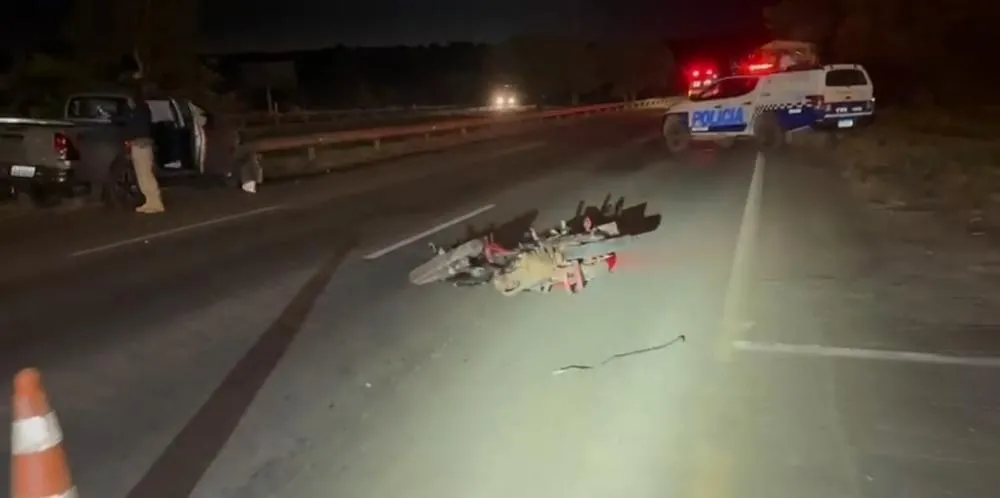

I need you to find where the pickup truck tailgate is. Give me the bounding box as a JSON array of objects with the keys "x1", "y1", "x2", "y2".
[{"x1": 0, "y1": 119, "x2": 76, "y2": 169}]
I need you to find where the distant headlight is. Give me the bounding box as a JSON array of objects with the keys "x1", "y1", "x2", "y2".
[
  {"x1": 494, "y1": 96, "x2": 506, "y2": 106},
  {"x1": 507, "y1": 96, "x2": 516, "y2": 105}
]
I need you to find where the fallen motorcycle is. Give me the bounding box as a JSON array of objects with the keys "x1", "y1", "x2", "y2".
[{"x1": 408, "y1": 216, "x2": 634, "y2": 295}]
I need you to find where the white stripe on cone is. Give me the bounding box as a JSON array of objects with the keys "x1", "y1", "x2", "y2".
[{"x1": 11, "y1": 412, "x2": 63, "y2": 455}]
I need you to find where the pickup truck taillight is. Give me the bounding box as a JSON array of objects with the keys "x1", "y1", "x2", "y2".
[{"x1": 53, "y1": 132, "x2": 79, "y2": 161}]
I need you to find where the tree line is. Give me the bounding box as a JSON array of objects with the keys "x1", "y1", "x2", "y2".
[
  {"x1": 4, "y1": 0, "x2": 989, "y2": 116},
  {"x1": 764, "y1": 0, "x2": 998, "y2": 105},
  {"x1": 0, "y1": 0, "x2": 676, "y2": 116},
  {"x1": 231, "y1": 38, "x2": 677, "y2": 111},
  {"x1": 3, "y1": 0, "x2": 228, "y2": 116}
]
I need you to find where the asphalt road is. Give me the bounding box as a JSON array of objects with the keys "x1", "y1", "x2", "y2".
[{"x1": 1, "y1": 112, "x2": 1000, "y2": 497}]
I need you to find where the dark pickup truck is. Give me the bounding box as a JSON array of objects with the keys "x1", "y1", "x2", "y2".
[{"x1": 0, "y1": 92, "x2": 247, "y2": 206}]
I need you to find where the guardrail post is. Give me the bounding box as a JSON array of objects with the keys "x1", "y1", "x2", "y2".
[
  {"x1": 373, "y1": 139, "x2": 380, "y2": 150},
  {"x1": 307, "y1": 146, "x2": 316, "y2": 162}
]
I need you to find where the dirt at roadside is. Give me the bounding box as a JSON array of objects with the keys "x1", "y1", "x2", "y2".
[
  {"x1": 821, "y1": 108, "x2": 1000, "y2": 313},
  {"x1": 833, "y1": 108, "x2": 1000, "y2": 233}
]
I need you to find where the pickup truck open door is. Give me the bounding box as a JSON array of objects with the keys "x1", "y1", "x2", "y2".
[
  {"x1": 171, "y1": 99, "x2": 207, "y2": 174},
  {"x1": 148, "y1": 98, "x2": 206, "y2": 175}
]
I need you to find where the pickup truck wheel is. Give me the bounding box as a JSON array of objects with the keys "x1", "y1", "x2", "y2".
[
  {"x1": 15, "y1": 185, "x2": 65, "y2": 209},
  {"x1": 754, "y1": 112, "x2": 786, "y2": 150},
  {"x1": 102, "y1": 157, "x2": 142, "y2": 209},
  {"x1": 662, "y1": 115, "x2": 691, "y2": 155},
  {"x1": 15, "y1": 187, "x2": 44, "y2": 209}
]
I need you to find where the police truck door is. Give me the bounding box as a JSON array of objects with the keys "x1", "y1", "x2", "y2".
[{"x1": 688, "y1": 76, "x2": 760, "y2": 136}]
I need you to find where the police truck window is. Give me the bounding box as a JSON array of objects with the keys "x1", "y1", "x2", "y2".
[
  {"x1": 825, "y1": 69, "x2": 868, "y2": 87},
  {"x1": 692, "y1": 77, "x2": 759, "y2": 101}
]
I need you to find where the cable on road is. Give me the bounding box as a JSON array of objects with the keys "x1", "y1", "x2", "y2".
[{"x1": 552, "y1": 334, "x2": 687, "y2": 375}]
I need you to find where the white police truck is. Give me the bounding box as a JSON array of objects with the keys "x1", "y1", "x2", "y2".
[{"x1": 661, "y1": 63, "x2": 875, "y2": 153}]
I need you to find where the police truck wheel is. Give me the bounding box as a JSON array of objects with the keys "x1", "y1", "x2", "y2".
[
  {"x1": 662, "y1": 115, "x2": 691, "y2": 155},
  {"x1": 824, "y1": 132, "x2": 842, "y2": 150},
  {"x1": 754, "y1": 112, "x2": 786, "y2": 150}
]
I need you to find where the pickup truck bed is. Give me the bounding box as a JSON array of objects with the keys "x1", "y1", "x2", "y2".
[{"x1": 0, "y1": 117, "x2": 124, "y2": 196}]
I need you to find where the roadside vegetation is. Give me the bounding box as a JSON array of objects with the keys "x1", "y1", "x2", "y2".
[
  {"x1": 837, "y1": 110, "x2": 1000, "y2": 233},
  {"x1": 766, "y1": 0, "x2": 1000, "y2": 231},
  {"x1": 3, "y1": 0, "x2": 230, "y2": 117}
]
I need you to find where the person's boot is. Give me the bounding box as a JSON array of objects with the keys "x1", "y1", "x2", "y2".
[
  {"x1": 136, "y1": 196, "x2": 165, "y2": 213},
  {"x1": 135, "y1": 203, "x2": 165, "y2": 214}
]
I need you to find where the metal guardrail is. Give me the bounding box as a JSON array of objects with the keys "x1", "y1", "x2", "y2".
[
  {"x1": 227, "y1": 104, "x2": 520, "y2": 128},
  {"x1": 247, "y1": 98, "x2": 676, "y2": 154}
]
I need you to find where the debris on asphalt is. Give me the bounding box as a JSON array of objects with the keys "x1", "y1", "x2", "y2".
[{"x1": 552, "y1": 334, "x2": 687, "y2": 375}]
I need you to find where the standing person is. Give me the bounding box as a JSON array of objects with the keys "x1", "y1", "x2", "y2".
[{"x1": 126, "y1": 82, "x2": 165, "y2": 213}]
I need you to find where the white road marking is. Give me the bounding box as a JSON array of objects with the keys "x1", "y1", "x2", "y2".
[
  {"x1": 69, "y1": 205, "x2": 286, "y2": 258},
  {"x1": 733, "y1": 340, "x2": 1000, "y2": 368},
  {"x1": 717, "y1": 151, "x2": 765, "y2": 359},
  {"x1": 362, "y1": 204, "x2": 496, "y2": 260}
]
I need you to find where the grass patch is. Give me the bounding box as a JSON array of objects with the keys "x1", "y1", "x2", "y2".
[{"x1": 834, "y1": 107, "x2": 1000, "y2": 228}]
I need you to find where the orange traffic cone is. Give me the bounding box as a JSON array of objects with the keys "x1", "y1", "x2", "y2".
[{"x1": 10, "y1": 368, "x2": 76, "y2": 498}]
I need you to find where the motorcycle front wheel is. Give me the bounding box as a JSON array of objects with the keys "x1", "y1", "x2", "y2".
[{"x1": 408, "y1": 239, "x2": 485, "y2": 285}]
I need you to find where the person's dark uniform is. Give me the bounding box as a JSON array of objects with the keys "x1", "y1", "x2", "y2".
[{"x1": 125, "y1": 87, "x2": 165, "y2": 213}]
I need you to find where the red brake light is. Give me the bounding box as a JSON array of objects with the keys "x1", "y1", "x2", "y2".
[
  {"x1": 747, "y1": 63, "x2": 773, "y2": 73},
  {"x1": 688, "y1": 67, "x2": 717, "y2": 80},
  {"x1": 53, "y1": 132, "x2": 78, "y2": 161}
]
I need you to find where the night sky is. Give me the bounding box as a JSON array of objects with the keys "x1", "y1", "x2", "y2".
[{"x1": 4, "y1": 0, "x2": 770, "y2": 53}]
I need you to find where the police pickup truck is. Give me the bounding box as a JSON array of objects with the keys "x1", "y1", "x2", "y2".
[{"x1": 661, "y1": 63, "x2": 875, "y2": 153}]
